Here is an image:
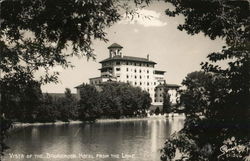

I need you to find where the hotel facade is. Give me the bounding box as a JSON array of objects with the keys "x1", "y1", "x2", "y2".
[{"x1": 76, "y1": 43, "x2": 180, "y2": 108}]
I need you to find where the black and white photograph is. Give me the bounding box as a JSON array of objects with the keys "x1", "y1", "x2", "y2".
[{"x1": 0, "y1": 0, "x2": 249, "y2": 161}]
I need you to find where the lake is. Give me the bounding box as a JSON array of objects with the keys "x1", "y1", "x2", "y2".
[{"x1": 3, "y1": 118, "x2": 184, "y2": 161}]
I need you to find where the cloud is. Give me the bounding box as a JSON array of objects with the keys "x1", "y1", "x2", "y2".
[{"x1": 119, "y1": 9, "x2": 167, "y2": 27}]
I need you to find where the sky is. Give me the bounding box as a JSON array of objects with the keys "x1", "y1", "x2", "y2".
[{"x1": 41, "y1": 1, "x2": 225, "y2": 94}]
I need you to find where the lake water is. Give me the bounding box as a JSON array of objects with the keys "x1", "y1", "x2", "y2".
[{"x1": 3, "y1": 118, "x2": 184, "y2": 161}]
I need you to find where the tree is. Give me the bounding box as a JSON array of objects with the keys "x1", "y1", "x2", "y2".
[
  {"x1": 0, "y1": 72, "x2": 42, "y2": 122},
  {"x1": 163, "y1": 87, "x2": 171, "y2": 113},
  {"x1": 0, "y1": 0, "x2": 121, "y2": 83},
  {"x1": 139, "y1": 91, "x2": 152, "y2": 116},
  {"x1": 155, "y1": 107, "x2": 160, "y2": 115},
  {"x1": 78, "y1": 82, "x2": 151, "y2": 120},
  {"x1": 78, "y1": 84, "x2": 102, "y2": 121},
  {"x1": 36, "y1": 93, "x2": 58, "y2": 122},
  {"x1": 179, "y1": 71, "x2": 214, "y2": 115},
  {"x1": 63, "y1": 88, "x2": 78, "y2": 120},
  {"x1": 161, "y1": 1, "x2": 250, "y2": 161},
  {"x1": 99, "y1": 82, "x2": 151, "y2": 118},
  {"x1": 0, "y1": 116, "x2": 12, "y2": 156},
  {"x1": 57, "y1": 88, "x2": 78, "y2": 121},
  {"x1": 0, "y1": 0, "x2": 150, "y2": 156}
]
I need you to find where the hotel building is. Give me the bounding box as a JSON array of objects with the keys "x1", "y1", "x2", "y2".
[{"x1": 76, "y1": 43, "x2": 179, "y2": 108}]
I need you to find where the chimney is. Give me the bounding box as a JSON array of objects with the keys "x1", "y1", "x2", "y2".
[{"x1": 147, "y1": 54, "x2": 149, "y2": 60}]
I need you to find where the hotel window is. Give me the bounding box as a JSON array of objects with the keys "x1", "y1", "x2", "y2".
[
  {"x1": 147, "y1": 82, "x2": 149, "y2": 86},
  {"x1": 134, "y1": 69, "x2": 137, "y2": 73},
  {"x1": 135, "y1": 76, "x2": 137, "y2": 79},
  {"x1": 139, "y1": 69, "x2": 141, "y2": 73},
  {"x1": 160, "y1": 94, "x2": 162, "y2": 97},
  {"x1": 140, "y1": 82, "x2": 142, "y2": 85},
  {"x1": 140, "y1": 76, "x2": 142, "y2": 79},
  {"x1": 116, "y1": 61, "x2": 120, "y2": 65},
  {"x1": 135, "y1": 82, "x2": 137, "y2": 85},
  {"x1": 127, "y1": 75, "x2": 129, "y2": 78},
  {"x1": 126, "y1": 68, "x2": 129, "y2": 71},
  {"x1": 147, "y1": 88, "x2": 149, "y2": 92},
  {"x1": 126, "y1": 62, "x2": 128, "y2": 65},
  {"x1": 139, "y1": 63, "x2": 141, "y2": 66},
  {"x1": 160, "y1": 99, "x2": 162, "y2": 102},
  {"x1": 160, "y1": 88, "x2": 162, "y2": 91},
  {"x1": 154, "y1": 99, "x2": 156, "y2": 102},
  {"x1": 116, "y1": 68, "x2": 120, "y2": 71},
  {"x1": 147, "y1": 75, "x2": 149, "y2": 79},
  {"x1": 147, "y1": 70, "x2": 149, "y2": 73},
  {"x1": 134, "y1": 62, "x2": 136, "y2": 66},
  {"x1": 147, "y1": 64, "x2": 149, "y2": 67}
]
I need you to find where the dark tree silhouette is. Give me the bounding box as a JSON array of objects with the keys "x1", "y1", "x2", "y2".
[
  {"x1": 163, "y1": 87, "x2": 171, "y2": 113},
  {"x1": 0, "y1": 0, "x2": 149, "y2": 155},
  {"x1": 161, "y1": 1, "x2": 250, "y2": 161}
]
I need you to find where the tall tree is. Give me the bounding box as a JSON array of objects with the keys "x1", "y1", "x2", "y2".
[
  {"x1": 161, "y1": 1, "x2": 250, "y2": 161},
  {"x1": 163, "y1": 87, "x2": 171, "y2": 113},
  {"x1": 61, "y1": 88, "x2": 78, "y2": 121},
  {"x1": 78, "y1": 84, "x2": 101, "y2": 121},
  {"x1": 0, "y1": 72, "x2": 42, "y2": 122},
  {"x1": 36, "y1": 93, "x2": 58, "y2": 122}
]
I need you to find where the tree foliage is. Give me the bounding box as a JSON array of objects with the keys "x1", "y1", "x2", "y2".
[
  {"x1": 0, "y1": 72, "x2": 42, "y2": 122},
  {"x1": 0, "y1": 0, "x2": 121, "y2": 83},
  {"x1": 0, "y1": 0, "x2": 150, "y2": 156},
  {"x1": 161, "y1": 0, "x2": 250, "y2": 161},
  {"x1": 36, "y1": 89, "x2": 78, "y2": 122},
  {"x1": 60, "y1": 88, "x2": 78, "y2": 120},
  {"x1": 163, "y1": 87, "x2": 172, "y2": 113},
  {"x1": 78, "y1": 83, "x2": 101, "y2": 121},
  {"x1": 0, "y1": 116, "x2": 12, "y2": 156},
  {"x1": 78, "y1": 82, "x2": 151, "y2": 120}
]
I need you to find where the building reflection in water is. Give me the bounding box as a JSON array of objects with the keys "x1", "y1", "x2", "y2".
[{"x1": 4, "y1": 118, "x2": 184, "y2": 161}]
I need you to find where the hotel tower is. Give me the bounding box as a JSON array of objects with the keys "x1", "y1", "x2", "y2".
[{"x1": 76, "y1": 43, "x2": 180, "y2": 108}]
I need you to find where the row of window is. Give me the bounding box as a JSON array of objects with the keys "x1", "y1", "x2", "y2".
[
  {"x1": 103, "y1": 61, "x2": 154, "y2": 67},
  {"x1": 126, "y1": 81, "x2": 157, "y2": 86},
  {"x1": 119, "y1": 61, "x2": 153, "y2": 67},
  {"x1": 126, "y1": 68, "x2": 150, "y2": 73},
  {"x1": 115, "y1": 67, "x2": 151, "y2": 74},
  {"x1": 126, "y1": 75, "x2": 150, "y2": 79}
]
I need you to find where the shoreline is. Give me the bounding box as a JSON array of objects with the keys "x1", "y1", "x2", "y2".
[
  {"x1": 12, "y1": 114, "x2": 185, "y2": 127},
  {"x1": 12, "y1": 120, "x2": 83, "y2": 128}
]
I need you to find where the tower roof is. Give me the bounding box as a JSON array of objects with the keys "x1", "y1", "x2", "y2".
[
  {"x1": 99, "y1": 56, "x2": 156, "y2": 64},
  {"x1": 108, "y1": 43, "x2": 123, "y2": 49}
]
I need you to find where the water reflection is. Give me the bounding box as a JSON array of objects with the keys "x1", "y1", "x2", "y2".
[{"x1": 3, "y1": 118, "x2": 184, "y2": 161}]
